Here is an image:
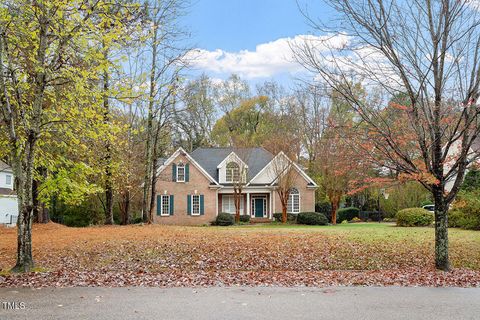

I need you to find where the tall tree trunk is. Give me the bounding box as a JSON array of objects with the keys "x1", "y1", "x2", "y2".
[
  {"x1": 103, "y1": 51, "x2": 114, "y2": 225},
  {"x1": 32, "y1": 167, "x2": 49, "y2": 223},
  {"x1": 142, "y1": 5, "x2": 159, "y2": 223},
  {"x1": 148, "y1": 156, "x2": 159, "y2": 223},
  {"x1": 331, "y1": 200, "x2": 339, "y2": 225},
  {"x1": 12, "y1": 134, "x2": 37, "y2": 272},
  {"x1": 12, "y1": 12, "x2": 48, "y2": 271},
  {"x1": 433, "y1": 187, "x2": 450, "y2": 271},
  {"x1": 119, "y1": 190, "x2": 130, "y2": 225},
  {"x1": 41, "y1": 205, "x2": 50, "y2": 224},
  {"x1": 234, "y1": 188, "x2": 241, "y2": 223},
  {"x1": 32, "y1": 177, "x2": 40, "y2": 223},
  {"x1": 281, "y1": 205, "x2": 287, "y2": 224}
]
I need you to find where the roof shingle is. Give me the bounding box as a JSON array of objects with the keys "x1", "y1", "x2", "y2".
[{"x1": 190, "y1": 147, "x2": 274, "y2": 182}]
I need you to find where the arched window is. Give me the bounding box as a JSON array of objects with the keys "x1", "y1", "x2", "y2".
[
  {"x1": 287, "y1": 188, "x2": 300, "y2": 213},
  {"x1": 226, "y1": 162, "x2": 240, "y2": 182}
]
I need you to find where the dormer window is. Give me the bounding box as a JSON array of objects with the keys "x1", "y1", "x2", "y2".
[
  {"x1": 226, "y1": 162, "x2": 240, "y2": 183},
  {"x1": 176, "y1": 163, "x2": 185, "y2": 182},
  {"x1": 5, "y1": 174, "x2": 12, "y2": 186}
]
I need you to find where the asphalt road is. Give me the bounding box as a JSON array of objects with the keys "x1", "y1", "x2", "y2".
[{"x1": 1, "y1": 286, "x2": 479, "y2": 320}]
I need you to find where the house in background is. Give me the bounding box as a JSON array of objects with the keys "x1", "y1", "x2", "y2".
[
  {"x1": 444, "y1": 138, "x2": 480, "y2": 193},
  {"x1": 0, "y1": 161, "x2": 18, "y2": 226},
  {"x1": 153, "y1": 147, "x2": 317, "y2": 225}
]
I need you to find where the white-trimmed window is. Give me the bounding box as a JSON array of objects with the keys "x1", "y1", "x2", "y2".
[
  {"x1": 5, "y1": 174, "x2": 12, "y2": 186},
  {"x1": 176, "y1": 163, "x2": 185, "y2": 182},
  {"x1": 160, "y1": 195, "x2": 170, "y2": 216},
  {"x1": 222, "y1": 195, "x2": 244, "y2": 214},
  {"x1": 192, "y1": 195, "x2": 200, "y2": 215},
  {"x1": 226, "y1": 162, "x2": 240, "y2": 182},
  {"x1": 287, "y1": 188, "x2": 300, "y2": 213}
]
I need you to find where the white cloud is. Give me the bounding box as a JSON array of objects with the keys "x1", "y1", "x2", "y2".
[{"x1": 187, "y1": 34, "x2": 350, "y2": 79}]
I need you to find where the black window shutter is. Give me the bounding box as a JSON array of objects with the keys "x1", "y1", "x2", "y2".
[
  {"x1": 200, "y1": 195, "x2": 205, "y2": 215},
  {"x1": 156, "y1": 195, "x2": 161, "y2": 216},
  {"x1": 172, "y1": 163, "x2": 177, "y2": 182}
]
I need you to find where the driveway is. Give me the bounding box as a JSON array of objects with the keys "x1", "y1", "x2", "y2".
[{"x1": 1, "y1": 286, "x2": 479, "y2": 320}]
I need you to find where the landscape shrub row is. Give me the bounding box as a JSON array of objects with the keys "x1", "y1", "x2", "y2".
[
  {"x1": 214, "y1": 211, "x2": 328, "y2": 226},
  {"x1": 296, "y1": 212, "x2": 328, "y2": 225},
  {"x1": 336, "y1": 207, "x2": 360, "y2": 223},
  {"x1": 448, "y1": 191, "x2": 480, "y2": 230},
  {"x1": 396, "y1": 208, "x2": 434, "y2": 227}
]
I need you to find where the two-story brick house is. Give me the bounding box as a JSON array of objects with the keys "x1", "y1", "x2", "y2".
[{"x1": 153, "y1": 147, "x2": 317, "y2": 225}]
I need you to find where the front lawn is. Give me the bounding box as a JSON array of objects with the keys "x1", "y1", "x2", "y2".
[{"x1": 0, "y1": 222, "x2": 479, "y2": 287}]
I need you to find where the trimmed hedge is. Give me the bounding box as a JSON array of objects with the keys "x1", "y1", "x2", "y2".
[
  {"x1": 215, "y1": 212, "x2": 234, "y2": 226},
  {"x1": 273, "y1": 212, "x2": 297, "y2": 222},
  {"x1": 297, "y1": 212, "x2": 328, "y2": 225},
  {"x1": 336, "y1": 207, "x2": 360, "y2": 223},
  {"x1": 239, "y1": 215, "x2": 251, "y2": 223},
  {"x1": 448, "y1": 191, "x2": 480, "y2": 230},
  {"x1": 396, "y1": 208, "x2": 434, "y2": 227}
]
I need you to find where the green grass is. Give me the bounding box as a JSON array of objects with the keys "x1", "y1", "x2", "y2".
[
  {"x1": 236, "y1": 221, "x2": 393, "y2": 229},
  {"x1": 219, "y1": 222, "x2": 432, "y2": 244},
  {"x1": 228, "y1": 222, "x2": 480, "y2": 264}
]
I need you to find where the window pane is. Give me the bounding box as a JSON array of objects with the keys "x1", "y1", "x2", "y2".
[
  {"x1": 226, "y1": 162, "x2": 240, "y2": 182},
  {"x1": 161, "y1": 195, "x2": 170, "y2": 215},
  {"x1": 192, "y1": 195, "x2": 200, "y2": 214},
  {"x1": 6, "y1": 175, "x2": 12, "y2": 185},
  {"x1": 222, "y1": 195, "x2": 243, "y2": 214},
  {"x1": 287, "y1": 196, "x2": 293, "y2": 213},
  {"x1": 287, "y1": 193, "x2": 300, "y2": 213},
  {"x1": 177, "y1": 165, "x2": 185, "y2": 181},
  {"x1": 226, "y1": 169, "x2": 232, "y2": 182}
]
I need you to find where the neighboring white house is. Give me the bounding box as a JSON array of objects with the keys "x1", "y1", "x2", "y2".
[
  {"x1": 0, "y1": 161, "x2": 18, "y2": 226},
  {"x1": 444, "y1": 138, "x2": 480, "y2": 192}
]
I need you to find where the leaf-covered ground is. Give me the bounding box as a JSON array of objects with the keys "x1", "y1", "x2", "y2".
[{"x1": 1, "y1": 222, "x2": 480, "y2": 287}]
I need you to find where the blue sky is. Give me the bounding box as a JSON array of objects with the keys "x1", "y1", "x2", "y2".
[
  {"x1": 187, "y1": 0, "x2": 328, "y2": 51},
  {"x1": 182, "y1": 0, "x2": 333, "y2": 87}
]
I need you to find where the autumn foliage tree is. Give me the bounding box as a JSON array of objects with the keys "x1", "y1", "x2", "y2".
[
  {"x1": 294, "y1": 0, "x2": 480, "y2": 270},
  {"x1": 270, "y1": 150, "x2": 301, "y2": 223},
  {"x1": 0, "y1": 0, "x2": 137, "y2": 272}
]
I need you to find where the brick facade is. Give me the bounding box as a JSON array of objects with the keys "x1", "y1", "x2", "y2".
[
  {"x1": 153, "y1": 150, "x2": 317, "y2": 225},
  {"x1": 153, "y1": 153, "x2": 218, "y2": 225},
  {"x1": 273, "y1": 174, "x2": 316, "y2": 214}
]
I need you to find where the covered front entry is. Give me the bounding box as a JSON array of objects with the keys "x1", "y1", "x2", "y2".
[
  {"x1": 218, "y1": 192, "x2": 272, "y2": 219},
  {"x1": 251, "y1": 196, "x2": 267, "y2": 218}
]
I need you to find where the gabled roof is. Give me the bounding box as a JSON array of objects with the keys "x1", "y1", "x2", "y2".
[
  {"x1": 156, "y1": 147, "x2": 219, "y2": 185},
  {"x1": 0, "y1": 161, "x2": 12, "y2": 173},
  {"x1": 190, "y1": 147, "x2": 274, "y2": 182},
  {"x1": 216, "y1": 152, "x2": 248, "y2": 169},
  {"x1": 247, "y1": 151, "x2": 318, "y2": 187}
]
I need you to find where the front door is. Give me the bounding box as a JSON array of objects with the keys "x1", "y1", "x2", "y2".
[{"x1": 254, "y1": 198, "x2": 264, "y2": 218}]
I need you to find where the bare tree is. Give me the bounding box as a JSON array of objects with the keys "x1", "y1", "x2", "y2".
[
  {"x1": 294, "y1": 83, "x2": 330, "y2": 170},
  {"x1": 230, "y1": 146, "x2": 252, "y2": 223},
  {"x1": 293, "y1": 0, "x2": 480, "y2": 270},
  {"x1": 271, "y1": 151, "x2": 301, "y2": 223},
  {"x1": 141, "y1": 0, "x2": 190, "y2": 223},
  {"x1": 174, "y1": 74, "x2": 217, "y2": 151}
]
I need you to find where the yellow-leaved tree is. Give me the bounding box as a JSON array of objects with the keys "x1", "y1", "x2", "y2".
[{"x1": 0, "y1": 0, "x2": 138, "y2": 272}]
